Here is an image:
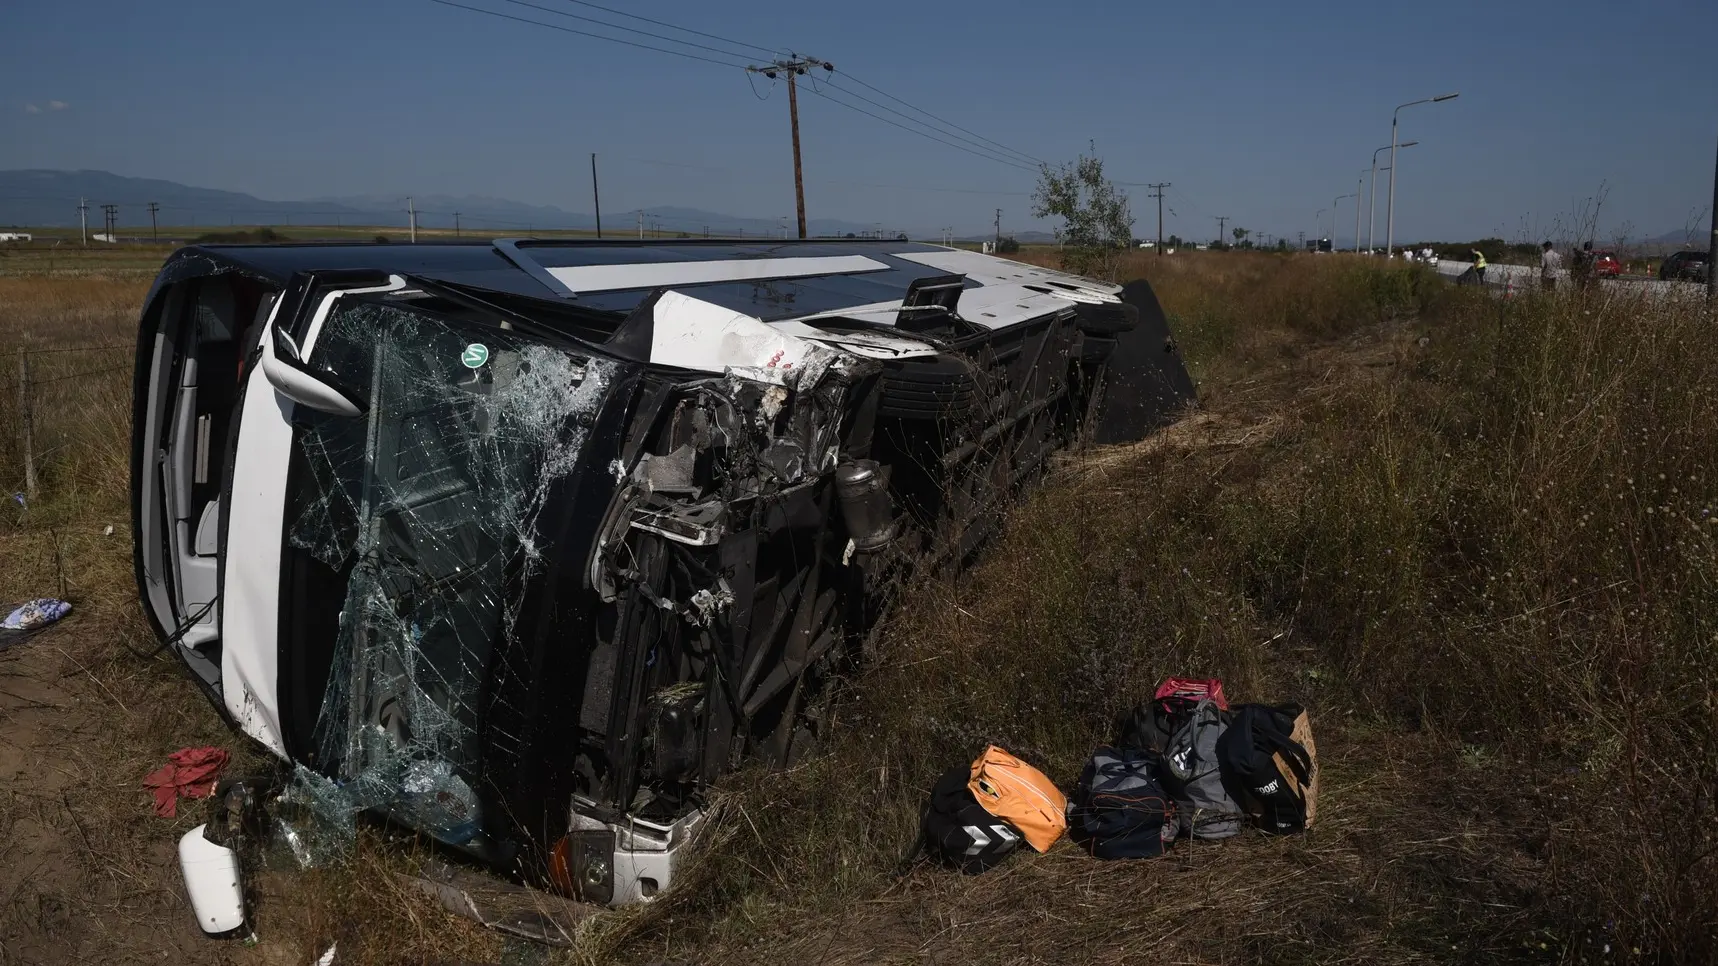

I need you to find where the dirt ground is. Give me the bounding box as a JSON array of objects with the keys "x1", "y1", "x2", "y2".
[{"x1": 0, "y1": 567, "x2": 286, "y2": 965}]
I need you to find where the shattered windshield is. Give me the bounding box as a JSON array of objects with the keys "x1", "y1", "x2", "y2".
[{"x1": 281, "y1": 293, "x2": 615, "y2": 851}]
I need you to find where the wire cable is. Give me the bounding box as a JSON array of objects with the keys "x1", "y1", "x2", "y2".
[
  {"x1": 818, "y1": 78, "x2": 1045, "y2": 171},
  {"x1": 26, "y1": 363, "x2": 130, "y2": 386},
  {"x1": 620, "y1": 156, "x2": 1031, "y2": 195},
  {"x1": 21, "y1": 344, "x2": 129, "y2": 355},
  {"x1": 827, "y1": 72, "x2": 1044, "y2": 166},
  {"x1": 554, "y1": 0, "x2": 780, "y2": 58},
  {"x1": 424, "y1": 1, "x2": 1050, "y2": 176},
  {"x1": 124, "y1": 597, "x2": 219, "y2": 659},
  {"x1": 745, "y1": 71, "x2": 776, "y2": 101},
  {"x1": 425, "y1": 0, "x2": 752, "y2": 70},
  {"x1": 799, "y1": 86, "x2": 1037, "y2": 173},
  {"x1": 492, "y1": 0, "x2": 761, "y2": 63}
]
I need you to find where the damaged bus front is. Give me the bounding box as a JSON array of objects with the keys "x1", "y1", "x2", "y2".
[{"x1": 131, "y1": 240, "x2": 1196, "y2": 926}]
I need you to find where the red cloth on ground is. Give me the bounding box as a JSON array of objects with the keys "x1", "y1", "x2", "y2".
[{"x1": 142, "y1": 746, "x2": 229, "y2": 818}]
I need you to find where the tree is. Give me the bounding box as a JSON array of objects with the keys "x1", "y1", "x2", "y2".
[
  {"x1": 1167, "y1": 234, "x2": 1183, "y2": 248},
  {"x1": 1031, "y1": 144, "x2": 1135, "y2": 280},
  {"x1": 997, "y1": 236, "x2": 1021, "y2": 254},
  {"x1": 1231, "y1": 227, "x2": 1249, "y2": 247}
]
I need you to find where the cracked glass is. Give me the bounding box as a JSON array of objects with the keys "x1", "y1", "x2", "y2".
[{"x1": 277, "y1": 294, "x2": 614, "y2": 859}]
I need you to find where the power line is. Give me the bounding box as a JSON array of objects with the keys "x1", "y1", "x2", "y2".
[
  {"x1": 820, "y1": 77, "x2": 1043, "y2": 168},
  {"x1": 426, "y1": 0, "x2": 1047, "y2": 178},
  {"x1": 829, "y1": 72, "x2": 1044, "y2": 167},
  {"x1": 619, "y1": 156, "x2": 1031, "y2": 195},
  {"x1": 553, "y1": 0, "x2": 779, "y2": 58},
  {"x1": 425, "y1": 0, "x2": 751, "y2": 69},
  {"x1": 799, "y1": 85, "x2": 1037, "y2": 173},
  {"x1": 493, "y1": 0, "x2": 760, "y2": 62},
  {"x1": 555, "y1": 0, "x2": 1048, "y2": 177},
  {"x1": 1170, "y1": 186, "x2": 1209, "y2": 219}
]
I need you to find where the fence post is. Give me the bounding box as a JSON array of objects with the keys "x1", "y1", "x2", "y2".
[{"x1": 16, "y1": 349, "x2": 36, "y2": 500}]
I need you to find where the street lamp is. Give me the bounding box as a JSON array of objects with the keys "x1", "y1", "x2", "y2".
[
  {"x1": 1354, "y1": 172, "x2": 1365, "y2": 252},
  {"x1": 1386, "y1": 92, "x2": 1458, "y2": 256},
  {"x1": 1332, "y1": 194, "x2": 1355, "y2": 247},
  {"x1": 1369, "y1": 141, "x2": 1417, "y2": 253}
]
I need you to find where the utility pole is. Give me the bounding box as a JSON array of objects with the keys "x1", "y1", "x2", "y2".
[
  {"x1": 1215, "y1": 216, "x2": 1228, "y2": 246},
  {"x1": 637, "y1": 210, "x2": 644, "y2": 239},
  {"x1": 101, "y1": 204, "x2": 117, "y2": 242},
  {"x1": 591, "y1": 152, "x2": 603, "y2": 239},
  {"x1": 147, "y1": 202, "x2": 160, "y2": 242},
  {"x1": 453, "y1": 211, "x2": 461, "y2": 238},
  {"x1": 78, "y1": 197, "x2": 88, "y2": 246},
  {"x1": 994, "y1": 208, "x2": 1002, "y2": 250},
  {"x1": 746, "y1": 54, "x2": 832, "y2": 239},
  {"x1": 407, "y1": 196, "x2": 417, "y2": 243},
  {"x1": 1298, "y1": 231, "x2": 1306, "y2": 249},
  {"x1": 1146, "y1": 183, "x2": 1169, "y2": 255},
  {"x1": 787, "y1": 70, "x2": 805, "y2": 238}
]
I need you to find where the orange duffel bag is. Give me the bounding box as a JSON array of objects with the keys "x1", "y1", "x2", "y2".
[{"x1": 968, "y1": 745, "x2": 1068, "y2": 852}]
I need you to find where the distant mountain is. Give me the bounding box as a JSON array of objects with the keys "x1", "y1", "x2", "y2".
[
  {"x1": 0, "y1": 169, "x2": 371, "y2": 228},
  {"x1": 309, "y1": 192, "x2": 586, "y2": 232},
  {"x1": 1643, "y1": 229, "x2": 1708, "y2": 251},
  {"x1": 0, "y1": 169, "x2": 927, "y2": 239}
]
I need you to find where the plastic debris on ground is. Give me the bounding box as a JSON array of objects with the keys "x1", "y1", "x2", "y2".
[
  {"x1": 0, "y1": 598, "x2": 71, "y2": 651},
  {"x1": 3, "y1": 597, "x2": 71, "y2": 630},
  {"x1": 144, "y1": 746, "x2": 231, "y2": 817}
]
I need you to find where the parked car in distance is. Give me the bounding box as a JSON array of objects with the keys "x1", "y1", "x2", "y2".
[
  {"x1": 1659, "y1": 250, "x2": 1710, "y2": 282},
  {"x1": 1590, "y1": 250, "x2": 1621, "y2": 277}
]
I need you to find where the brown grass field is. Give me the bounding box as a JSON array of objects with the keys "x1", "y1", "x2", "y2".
[{"x1": 1, "y1": 247, "x2": 1715, "y2": 965}]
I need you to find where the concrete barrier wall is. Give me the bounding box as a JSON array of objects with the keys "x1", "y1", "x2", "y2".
[{"x1": 1429, "y1": 258, "x2": 1703, "y2": 302}]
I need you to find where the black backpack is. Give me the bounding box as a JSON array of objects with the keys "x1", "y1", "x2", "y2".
[
  {"x1": 1118, "y1": 678, "x2": 1229, "y2": 754},
  {"x1": 1070, "y1": 747, "x2": 1176, "y2": 859},
  {"x1": 917, "y1": 766, "x2": 1025, "y2": 873},
  {"x1": 1117, "y1": 702, "x2": 1177, "y2": 755},
  {"x1": 1218, "y1": 704, "x2": 1318, "y2": 835}
]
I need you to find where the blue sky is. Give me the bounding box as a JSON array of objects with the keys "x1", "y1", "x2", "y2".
[{"x1": 2, "y1": 0, "x2": 1714, "y2": 242}]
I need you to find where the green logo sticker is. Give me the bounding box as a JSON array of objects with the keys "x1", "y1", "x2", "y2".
[{"x1": 461, "y1": 343, "x2": 490, "y2": 369}]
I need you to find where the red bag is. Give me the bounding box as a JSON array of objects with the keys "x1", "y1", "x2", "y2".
[{"x1": 1154, "y1": 677, "x2": 1228, "y2": 713}]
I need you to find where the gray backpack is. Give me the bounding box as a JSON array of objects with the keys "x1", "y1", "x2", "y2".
[{"x1": 1161, "y1": 697, "x2": 1244, "y2": 839}]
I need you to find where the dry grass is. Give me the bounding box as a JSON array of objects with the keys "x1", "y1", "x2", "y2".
[
  {"x1": 592, "y1": 257, "x2": 1718, "y2": 966},
  {"x1": 0, "y1": 273, "x2": 247, "y2": 965},
  {"x1": 3, "y1": 254, "x2": 1714, "y2": 965},
  {"x1": 0, "y1": 245, "x2": 172, "y2": 279}
]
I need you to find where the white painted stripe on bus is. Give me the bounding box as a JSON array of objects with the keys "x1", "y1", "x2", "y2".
[{"x1": 545, "y1": 255, "x2": 890, "y2": 293}]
